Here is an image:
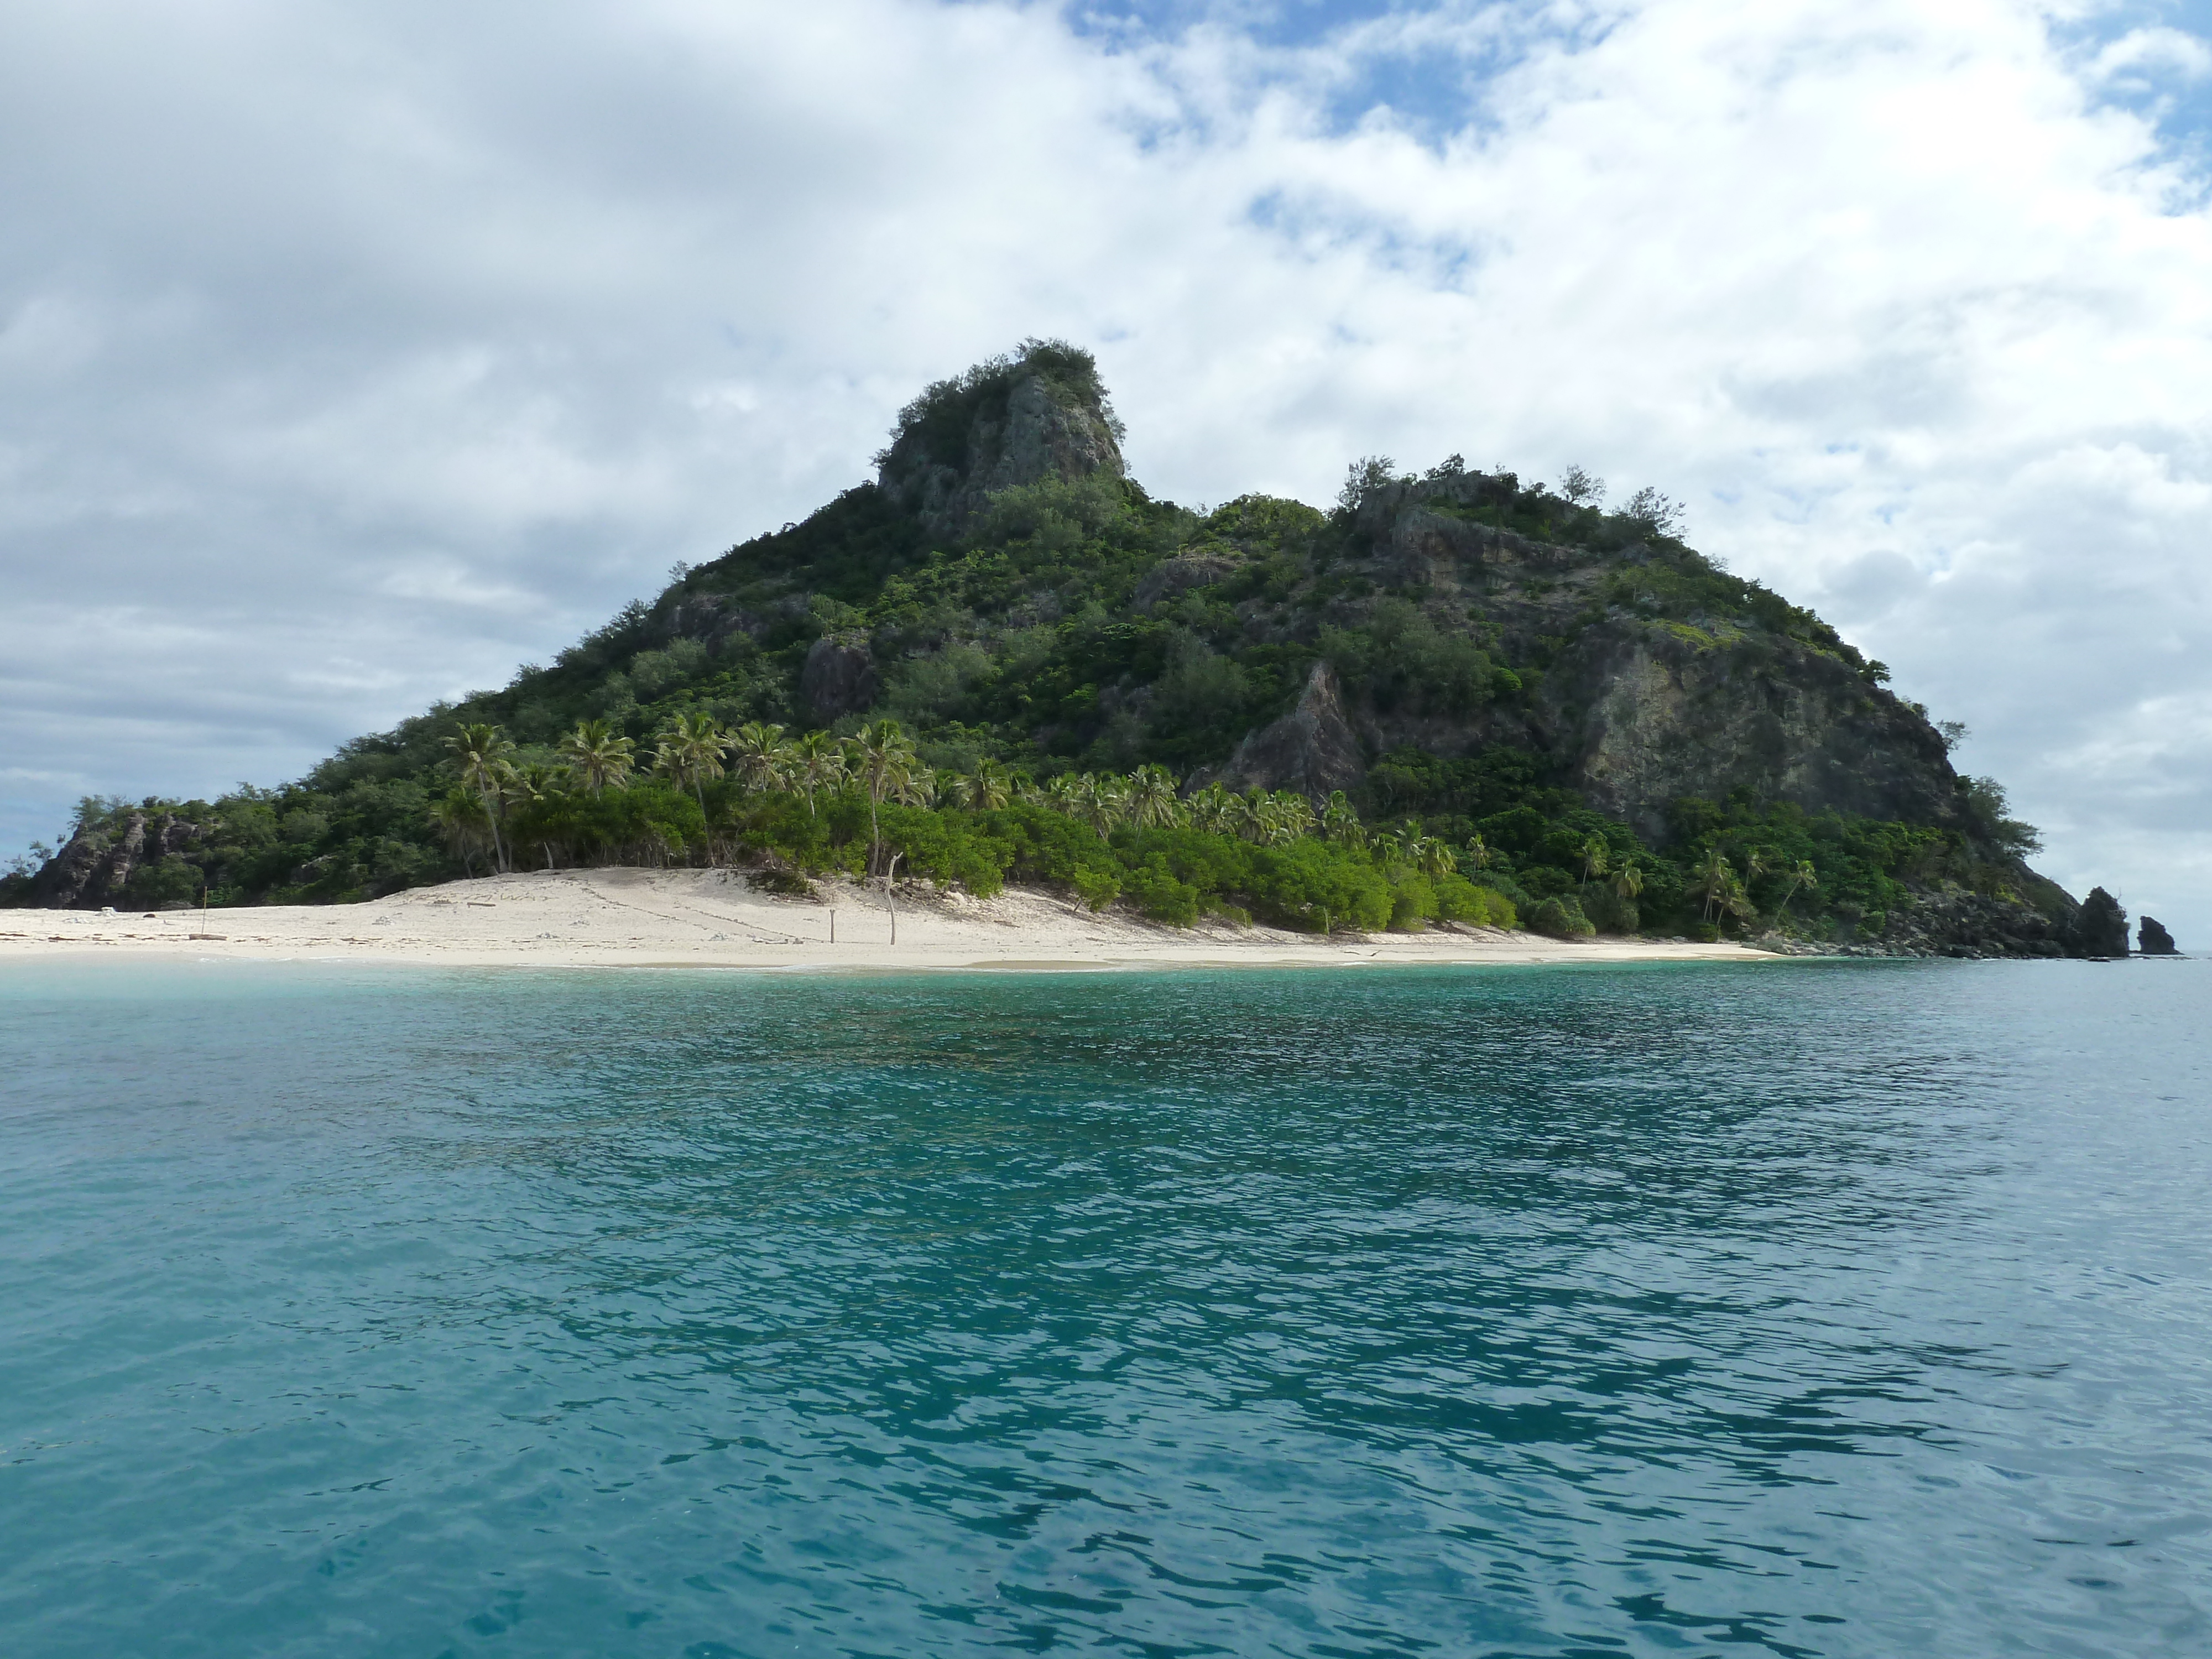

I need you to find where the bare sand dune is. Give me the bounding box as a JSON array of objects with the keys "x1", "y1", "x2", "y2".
[{"x1": 0, "y1": 868, "x2": 1777, "y2": 972}]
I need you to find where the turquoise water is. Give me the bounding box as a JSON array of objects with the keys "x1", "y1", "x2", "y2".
[{"x1": 2, "y1": 958, "x2": 2208, "y2": 1657}]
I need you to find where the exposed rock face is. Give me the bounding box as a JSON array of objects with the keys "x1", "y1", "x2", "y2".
[
  {"x1": 877, "y1": 359, "x2": 1125, "y2": 541},
  {"x1": 1549, "y1": 625, "x2": 1961, "y2": 844},
  {"x1": 660, "y1": 591, "x2": 810, "y2": 653},
  {"x1": 2138, "y1": 915, "x2": 2179, "y2": 954},
  {"x1": 800, "y1": 636, "x2": 880, "y2": 723},
  {"x1": 1878, "y1": 887, "x2": 2072, "y2": 957},
  {"x1": 1134, "y1": 553, "x2": 1240, "y2": 612},
  {"x1": 1329, "y1": 469, "x2": 1976, "y2": 846},
  {"x1": 1194, "y1": 661, "x2": 1366, "y2": 802},
  {"x1": 25, "y1": 810, "x2": 205, "y2": 909},
  {"x1": 2069, "y1": 886, "x2": 2130, "y2": 956}
]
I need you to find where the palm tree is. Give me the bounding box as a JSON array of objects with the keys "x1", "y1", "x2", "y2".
[
  {"x1": 1042, "y1": 773, "x2": 1084, "y2": 816},
  {"x1": 1232, "y1": 788, "x2": 1271, "y2": 844},
  {"x1": 446, "y1": 722, "x2": 517, "y2": 873},
  {"x1": 728, "y1": 722, "x2": 789, "y2": 793},
  {"x1": 1691, "y1": 848, "x2": 1740, "y2": 924},
  {"x1": 1580, "y1": 835, "x2": 1610, "y2": 883},
  {"x1": 957, "y1": 757, "x2": 1013, "y2": 811},
  {"x1": 1415, "y1": 834, "x2": 1458, "y2": 880},
  {"x1": 1465, "y1": 832, "x2": 1490, "y2": 871},
  {"x1": 428, "y1": 783, "x2": 494, "y2": 876},
  {"x1": 556, "y1": 719, "x2": 635, "y2": 795},
  {"x1": 1186, "y1": 782, "x2": 1235, "y2": 834},
  {"x1": 1779, "y1": 859, "x2": 1818, "y2": 914},
  {"x1": 1724, "y1": 869, "x2": 1755, "y2": 921},
  {"x1": 1074, "y1": 773, "x2": 1126, "y2": 837},
  {"x1": 786, "y1": 730, "x2": 844, "y2": 816},
  {"x1": 1265, "y1": 792, "x2": 1310, "y2": 845},
  {"x1": 1322, "y1": 791, "x2": 1366, "y2": 848},
  {"x1": 848, "y1": 719, "x2": 917, "y2": 874},
  {"x1": 1611, "y1": 862, "x2": 1645, "y2": 931},
  {"x1": 505, "y1": 763, "x2": 570, "y2": 870},
  {"x1": 1126, "y1": 764, "x2": 1182, "y2": 829},
  {"x1": 653, "y1": 711, "x2": 729, "y2": 860}
]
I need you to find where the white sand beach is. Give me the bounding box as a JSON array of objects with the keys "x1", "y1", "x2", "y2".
[{"x1": 0, "y1": 868, "x2": 1778, "y2": 971}]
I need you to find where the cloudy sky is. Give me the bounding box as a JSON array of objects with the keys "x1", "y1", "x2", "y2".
[{"x1": 4, "y1": 0, "x2": 2209, "y2": 935}]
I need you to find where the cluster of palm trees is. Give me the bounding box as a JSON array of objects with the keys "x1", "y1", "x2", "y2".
[
  {"x1": 1570, "y1": 833, "x2": 1646, "y2": 910},
  {"x1": 1689, "y1": 846, "x2": 1818, "y2": 924},
  {"x1": 429, "y1": 712, "x2": 1483, "y2": 880},
  {"x1": 427, "y1": 716, "x2": 879, "y2": 873},
  {"x1": 434, "y1": 713, "x2": 1824, "y2": 936}
]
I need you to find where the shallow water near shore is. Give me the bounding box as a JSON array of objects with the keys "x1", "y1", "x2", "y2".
[{"x1": 2, "y1": 956, "x2": 2208, "y2": 1657}]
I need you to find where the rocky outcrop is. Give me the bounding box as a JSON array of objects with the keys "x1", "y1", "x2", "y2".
[
  {"x1": 1328, "y1": 474, "x2": 1975, "y2": 848},
  {"x1": 1135, "y1": 552, "x2": 1241, "y2": 611},
  {"x1": 2067, "y1": 886, "x2": 2130, "y2": 956},
  {"x1": 24, "y1": 810, "x2": 205, "y2": 909},
  {"x1": 1549, "y1": 623, "x2": 1963, "y2": 845},
  {"x1": 1879, "y1": 887, "x2": 2072, "y2": 957},
  {"x1": 659, "y1": 591, "x2": 810, "y2": 653},
  {"x1": 1194, "y1": 661, "x2": 1366, "y2": 803},
  {"x1": 877, "y1": 347, "x2": 1125, "y2": 541},
  {"x1": 800, "y1": 636, "x2": 879, "y2": 723},
  {"x1": 2138, "y1": 916, "x2": 2179, "y2": 954}
]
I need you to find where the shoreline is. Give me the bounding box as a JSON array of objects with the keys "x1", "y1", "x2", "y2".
[{"x1": 0, "y1": 867, "x2": 1783, "y2": 973}]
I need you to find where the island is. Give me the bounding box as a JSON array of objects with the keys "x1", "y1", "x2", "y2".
[{"x1": 3, "y1": 341, "x2": 2133, "y2": 960}]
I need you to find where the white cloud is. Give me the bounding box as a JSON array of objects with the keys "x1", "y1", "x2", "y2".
[
  {"x1": 2090, "y1": 24, "x2": 2212, "y2": 87},
  {"x1": 1, "y1": 0, "x2": 2208, "y2": 939}
]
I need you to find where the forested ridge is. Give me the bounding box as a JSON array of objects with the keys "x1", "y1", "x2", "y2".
[{"x1": 7, "y1": 341, "x2": 2123, "y2": 954}]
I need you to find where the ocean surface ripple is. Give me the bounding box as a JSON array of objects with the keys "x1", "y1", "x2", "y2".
[{"x1": 2, "y1": 958, "x2": 2207, "y2": 1657}]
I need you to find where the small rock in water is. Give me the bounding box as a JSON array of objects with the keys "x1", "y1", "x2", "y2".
[{"x1": 2138, "y1": 916, "x2": 2179, "y2": 955}]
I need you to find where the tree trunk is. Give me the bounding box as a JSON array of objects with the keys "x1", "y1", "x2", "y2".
[{"x1": 481, "y1": 789, "x2": 508, "y2": 874}]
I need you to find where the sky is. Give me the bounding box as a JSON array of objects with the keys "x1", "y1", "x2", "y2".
[{"x1": 3, "y1": 0, "x2": 2209, "y2": 938}]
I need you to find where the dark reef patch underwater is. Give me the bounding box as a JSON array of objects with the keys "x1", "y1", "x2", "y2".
[{"x1": 3, "y1": 956, "x2": 2208, "y2": 1656}]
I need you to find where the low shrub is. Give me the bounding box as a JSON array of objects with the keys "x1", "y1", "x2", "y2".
[
  {"x1": 1125, "y1": 857, "x2": 1201, "y2": 926},
  {"x1": 747, "y1": 867, "x2": 816, "y2": 898},
  {"x1": 1072, "y1": 867, "x2": 1122, "y2": 911},
  {"x1": 1436, "y1": 874, "x2": 1518, "y2": 929},
  {"x1": 1526, "y1": 895, "x2": 1596, "y2": 938}
]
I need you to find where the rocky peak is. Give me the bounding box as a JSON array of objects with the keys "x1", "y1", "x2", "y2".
[{"x1": 875, "y1": 338, "x2": 1126, "y2": 541}]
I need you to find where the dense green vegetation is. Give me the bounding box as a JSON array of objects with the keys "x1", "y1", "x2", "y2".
[
  {"x1": 5, "y1": 341, "x2": 2042, "y2": 943},
  {"x1": 7, "y1": 715, "x2": 2010, "y2": 942}
]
